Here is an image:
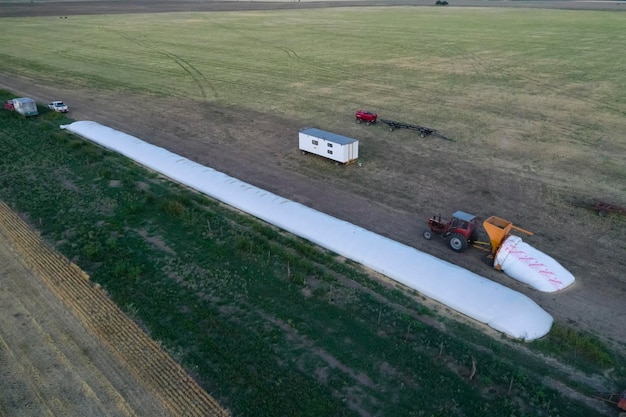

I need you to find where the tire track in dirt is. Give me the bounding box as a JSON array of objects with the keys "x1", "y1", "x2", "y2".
[
  {"x1": 431, "y1": 39, "x2": 624, "y2": 150},
  {"x1": 443, "y1": 38, "x2": 626, "y2": 117},
  {"x1": 105, "y1": 28, "x2": 219, "y2": 101},
  {"x1": 0, "y1": 201, "x2": 229, "y2": 417},
  {"x1": 210, "y1": 21, "x2": 430, "y2": 112},
  {"x1": 213, "y1": 22, "x2": 301, "y2": 60}
]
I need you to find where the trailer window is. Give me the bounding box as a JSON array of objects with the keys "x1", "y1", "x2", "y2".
[
  {"x1": 327, "y1": 143, "x2": 333, "y2": 148},
  {"x1": 312, "y1": 140, "x2": 318, "y2": 146},
  {"x1": 327, "y1": 150, "x2": 333, "y2": 155}
]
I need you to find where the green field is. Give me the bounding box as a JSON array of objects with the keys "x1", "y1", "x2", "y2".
[
  {"x1": 1, "y1": 5, "x2": 626, "y2": 417},
  {"x1": 1, "y1": 7, "x2": 625, "y2": 198}
]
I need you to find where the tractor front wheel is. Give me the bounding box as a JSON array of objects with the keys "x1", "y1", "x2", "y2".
[
  {"x1": 423, "y1": 230, "x2": 433, "y2": 240},
  {"x1": 448, "y1": 233, "x2": 468, "y2": 252}
]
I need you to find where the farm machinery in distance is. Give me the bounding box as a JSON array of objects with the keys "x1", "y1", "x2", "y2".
[
  {"x1": 354, "y1": 109, "x2": 453, "y2": 141},
  {"x1": 423, "y1": 210, "x2": 577, "y2": 292}
]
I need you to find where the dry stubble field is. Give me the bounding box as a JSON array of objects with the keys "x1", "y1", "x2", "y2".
[
  {"x1": 0, "y1": 201, "x2": 229, "y2": 416},
  {"x1": 0, "y1": 1, "x2": 625, "y2": 416}
]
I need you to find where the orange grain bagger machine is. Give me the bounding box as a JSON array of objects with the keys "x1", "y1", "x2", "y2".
[{"x1": 479, "y1": 216, "x2": 533, "y2": 268}]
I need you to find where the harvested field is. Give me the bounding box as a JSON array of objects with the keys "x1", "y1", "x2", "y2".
[{"x1": 0, "y1": 201, "x2": 229, "y2": 417}]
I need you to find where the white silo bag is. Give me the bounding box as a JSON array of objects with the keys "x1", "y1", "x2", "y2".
[
  {"x1": 60, "y1": 121, "x2": 555, "y2": 341},
  {"x1": 495, "y1": 235, "x2": 575, "y2": 293}
]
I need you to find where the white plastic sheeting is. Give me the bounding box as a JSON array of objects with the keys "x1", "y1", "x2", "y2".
[
  {"x1": 496, "y1": 236, "x2": 575, "y2": 293},
  {"x1": 60, "y1": 121, "x2": 553, "y2": 341}
]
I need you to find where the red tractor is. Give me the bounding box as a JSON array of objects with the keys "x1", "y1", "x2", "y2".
[
  {"x1": 423, "y1": 211, "x2": 479, "y2": 252},
  {"x1": 355, "y1": 110, "x2": 377, "y2": 125}
]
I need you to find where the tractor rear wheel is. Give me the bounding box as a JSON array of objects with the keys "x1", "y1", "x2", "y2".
[{"x1": 448, "y1": 233, "x2": 468, "y2": 252}]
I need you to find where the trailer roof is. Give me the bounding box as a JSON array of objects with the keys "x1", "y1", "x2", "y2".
[
  {"x1": 300, "y1": 128, "x2": 357, "y2": 145},
  {"x1": 13, "y1": 97, "x2": 35, "y2": 103}
]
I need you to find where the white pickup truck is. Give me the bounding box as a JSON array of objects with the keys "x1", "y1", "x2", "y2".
[{"x1": 48, "y1": 100, "x2": 69, "y2": 113}]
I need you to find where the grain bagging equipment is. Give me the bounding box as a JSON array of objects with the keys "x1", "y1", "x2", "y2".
[
  {"x1": 423, "y1": 212, "x2": 575, "y2": 292},
  {"x1": 481, "y1": 216, "x2": 533, "y2": 264}
]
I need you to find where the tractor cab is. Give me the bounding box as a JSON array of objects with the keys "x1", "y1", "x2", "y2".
[
  {"x1": 447, "y1": 211, "x2": 477, "y2": 235},
  {"x1": 423, "y1": 211, "x2": 478, "y2": 252}
]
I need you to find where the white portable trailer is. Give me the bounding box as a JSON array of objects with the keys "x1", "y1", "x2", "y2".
[
  {"x1": 12, "y1": 98, "x2": 38, "y2": 117},
  {"x1": 299, "y1": 128, "x2": 358, "y2": 164}
]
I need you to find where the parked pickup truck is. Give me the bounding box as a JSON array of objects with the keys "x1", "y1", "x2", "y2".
[
  {"x1": 48, "y1": 101, "x2": 69, "y2": 113},
  {"x1": 355, "y1": 110, "x2": 377, "y2": 125}
]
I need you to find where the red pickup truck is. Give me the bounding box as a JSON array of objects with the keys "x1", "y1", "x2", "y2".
[{"x1": 355, "y1": 110, "x2": 377, "y2": 125}]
